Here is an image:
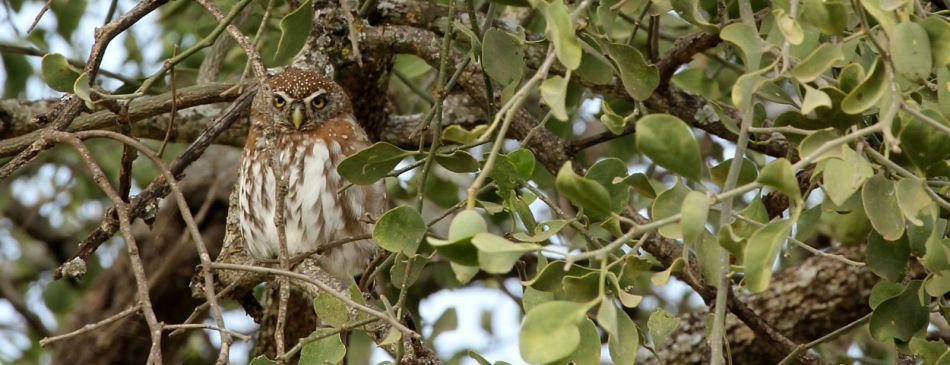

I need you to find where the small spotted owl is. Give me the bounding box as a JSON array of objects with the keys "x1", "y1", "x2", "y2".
[{"x1": 238, "y1": 67, "x2": 385, "y2": 278}]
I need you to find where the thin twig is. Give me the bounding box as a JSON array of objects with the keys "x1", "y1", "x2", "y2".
[
  {"x1": 338, "y1": 0, "x2": 364, "y2": 66},
  {"x1": 40, "y1": 132, "x2": 164, "y2": 364},
  {"x1": 66, "y1": 129, "x2": 235, "y2": 363},
  {"x1": 210, "y1": 263, "x2": 419, "y2": 337},
  {"x1": 54, "y1": 85, "x2": 257, "y2": 279},
  {"x1": 39, "y1": 305, "x2": 140, "y2": 347},
  {"x1": 26, "y1": 0, "x2": 53, "y2": 33}
]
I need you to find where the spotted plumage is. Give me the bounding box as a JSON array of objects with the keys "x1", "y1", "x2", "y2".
[{"x1": 238, "y1": 68, "x2": 384, "y2": 278}]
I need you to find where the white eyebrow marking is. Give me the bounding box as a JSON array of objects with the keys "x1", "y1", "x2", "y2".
[
  {"x1": 304, "y1": 89, "x2": 327, "y2": 103},
  {"x1": 274, "y1": 91, "x2": 294, "y2": 102}
]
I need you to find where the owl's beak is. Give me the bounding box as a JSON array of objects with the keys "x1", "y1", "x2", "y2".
[{"x1": 291, "y1": 104, "x2": 305, "y2": 129}]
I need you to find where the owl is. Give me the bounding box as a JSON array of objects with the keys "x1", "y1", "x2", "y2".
[{"x1": 238, "y1": 67, "x2": 385, "y2": 278}]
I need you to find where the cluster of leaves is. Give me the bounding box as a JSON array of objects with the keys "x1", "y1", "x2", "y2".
[
  {"x1": 337, "y1": 0, "x2": 950, "y2": 362},
  {"x1": 4, "y1": 0, "x2": 950, "y2": 362}
]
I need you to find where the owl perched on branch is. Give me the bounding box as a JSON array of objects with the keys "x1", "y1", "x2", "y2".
[{"x1": 238, "y1": 67, "x2": 384, "y2": 278}]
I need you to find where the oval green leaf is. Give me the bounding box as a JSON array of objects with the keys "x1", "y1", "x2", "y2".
[
  {"x1": 635, "y1": 114, "x2": 702, "y2": 181},
  {"x1": 373, "y1": 206, "x2": 426, "y2": 255},
  {"x1": 862, "y1": 173, "x2": 905, "y2": 241}
]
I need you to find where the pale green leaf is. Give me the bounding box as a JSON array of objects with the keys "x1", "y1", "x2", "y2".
[
  {"x1": 635, "y1": 114, "x2": 702, "y2": 180},
  {"x1": 744, "y1": 219, "x2": 793, "y2": 292},
  {"x1": 374, "y1": 206, "x2": 426, "y2": 255},
  {"x1": 862, "y1": 174, "x2": 905, "y2": 241},
  {"x1": 271, "y1": 0, "x2": 313, "y2": 66}
]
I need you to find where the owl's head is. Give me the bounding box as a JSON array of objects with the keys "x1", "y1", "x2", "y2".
[{"x1": 264, "y1": 68, "x2": 352, "y2": 131}]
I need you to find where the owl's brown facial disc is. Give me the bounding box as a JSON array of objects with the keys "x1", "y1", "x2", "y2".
[{"x1": 266, "y1": 67, "x2": 350, "y2": 131}]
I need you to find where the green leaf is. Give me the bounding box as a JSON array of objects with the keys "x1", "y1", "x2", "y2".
[
  {"x1": 922, "y1": 16, "x2": 950, "y2": 66},
  {"x1": 838, "y1": 63, "x2": 865, "y2": 93},
  {"x1": 270, "y1": 0, "x2": 313, "y2": 66},
  {"x1": 552, "y1": 318, "x2": 600, "y2": 365},
  {"x1": 795, "y1": 204, "x2": 822, "y2": 241},
  {"x1": 870, "y1": 281, "x2": 929, "y2": 342},
  {"x1": 299, "y1": 328, "x2": 346, "y2": 365},
  {"x1": 435, "y1": 150, "x2": 480, "y2": 173},
  {"x1": 50, "y1": 0, "x2": 86, "y2": 39},
  {"x1": 556, "y1": 162, "x2": 613, "y2": 220},
  {"x1": 791, "y1": 43, "x2": 845, "y2": 82},
  {"x1": 540, "y1": 75, "x2": 571, "y2": 121},
  {"x1": 515, "y1": 220, "x2": 569, "y2": 243},
  {"x1": 607, "y1": 304, "x2": 639, "y2": 365},
  {"x1": 524, "y1": 260, "x2": 597, "y2": 291},
  {"x1": 721, "y1": 23, "x2": 766, "y2": 70},
  {"x1": 614, "y1": 172, "x2": 658, "y2": 199},
  {"x1": 471, "y1": 233, "x2": 539, "y2": 274},
  {"x1": 866, "y1": 231, "x2": 910, "y2": 282},
  {"x1": 757, "y1": 158, "x2": 802, "y2": 205},
  {"x1": 378, "y1": 327, "x2": 402, "y2": 346},
  {"x1": 390, "y1": 254, "x2": 426, "y2": 288},
  {"x1": 442, "y1": 125, "x2": 487, "y2": 145},
  {"x1": 800, "y1": 0, "x2": 847, "y2": 36},
  {"x1": 545, "y1": 0, "x2": 583, "y2": 70},
  {"x1": 561, "y1": 272, "x2": 600, "y2": 302},
  {"x1": 313, "y1": 291, "x2": 349, "y2": 328},
  {"x1": 337, "y1": 142, "x2": 414, "y2": 185},
  {"x1": 859, "y1": 0, "x2": 898, "y2": 35},
  {"x1": 862, "y1": 174, "x2": 905, "y2": 241},
  {"x1": 909, "y1": 337, "x2": 950, "y2": 365},
  {"x1": 774, "y1": 9, "x2": 804, "y2": 45},
  {"x1": 821, "y1": 147, "x2": 874, "y2": 206},
  {"x1": 41, "y1": 53, "x2": 81, "y2": 92},
  {"x1": 798, "y1": 129, "x2": 844, "y2": 162},
  {"x1": 900, "y1": 109, "x2": 950, "y2": 170},
  {"x1": 635, "y1": 114, "x2": 702, "y2": 181},
  {"x1": 732, "y1": 68, "x2": 771, "y2": 111},
  {"x1": 508, "y1": 148, "x2": 536, "y2": 180},
  {"x1": 519, "y1": 301, "x2": 591, "y2": 364},
  {"x1": 710, "y1": 158, "x2": 758, "y2": 188},
  {"x1": 599, "y1": 99, "x2": 632, "y2": 134},
  {"x1": 681, "y1": 191, "x2": 709, "y2": 245},
  {"x1": 373, "y1": 206, "x2": 426, "y2": 255},
  {"x1": 801, "y1": 85, "x2": 831, "y2": 115},
  {"x1": 744, "y1": 219, "x2": 793, "y2": 292},
  {"x1": 869, "y1": 280, "x2": 904, "y2": 309},
  {"x1": 430, "y1": 307, "x2": 459, "y2": 338},
  {"x1": 482, "y1": 29, "x2": 526, "y2": 85},
  {"x1": 585, "y1": 158, "x2": 631, "y2": 213},
  {"x1": 73, "y1": 72, "x2": 92, "y2": 106},
  {"x1": 924, "y1": 270, "x2": 950, "y2": 298},
  {"x1": 427, "y1": 210, "x2": 487, "y2": 266},
  {"x1": 647, "y1": 308, "x2": 681, "y2": 349},
  {"x1": 891, "y1": 22, "x2": 933, "y2": 82},
  {"x1": 670, "y1": 0, "x2": 717, "y2": 32},
  {"x1": 651, "y1": 182, "x2": 691, "y2": 239},
  {"x1": 605, "y1": 43, "x2": 659, "y2": 100},
  {"x1": 2, "y1": 54, "x2": 31, "y2": 97},
  {"x1": 842, "y1": 57, "x2": 887, "y2": 115},
  {"x1": 523, "y1": 286, "x2": 555, "y2": 313},
  {"x1": 896, "y1": 178, "x2": 933, "y2": 226}
]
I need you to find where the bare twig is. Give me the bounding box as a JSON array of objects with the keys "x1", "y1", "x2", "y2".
[
  {"x1": 193, "y1": 0, "x2": 268, "y2": 85},
  {"x1": 210, "y1": 263, "x2": 420, "y2": 337},
  {"x1": 0, "y1": 0, "x2": 171, "y2": 182},
  {"x1": 54, "y1": 85, "x2": 256, "y2": 279},
  {"x1": 26, "y1": 0, "x2": 53, "y2": 33},
  {"x1": 338, "y1": 0, "x2": 364, "y2": 66},
  {"x1": 65, "y1": 129, "x2": 235, "y2": 363},
  {"x1": 40, "y1": 132, "x2": 164, "y2": 364},
  {"x1": 39, "y1": 305, "x2": 140, "y2": 347}
]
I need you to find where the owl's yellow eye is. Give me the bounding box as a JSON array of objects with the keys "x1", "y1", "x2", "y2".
[
  {"x1": 311, "y1": 96, "x2": 327, "y2": 110},
  {"x1": 273, "y1": 95, "x2": 286, "y2": 108}
]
